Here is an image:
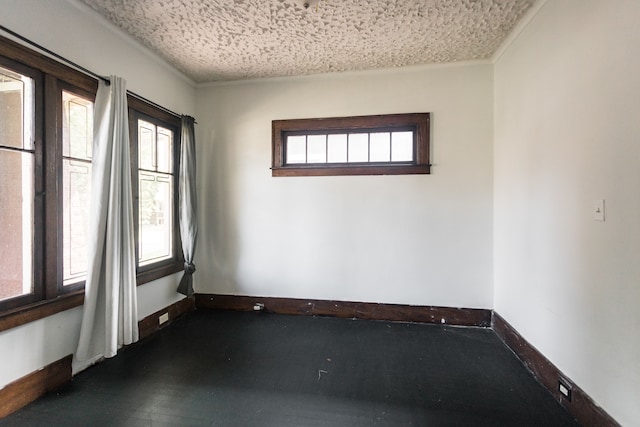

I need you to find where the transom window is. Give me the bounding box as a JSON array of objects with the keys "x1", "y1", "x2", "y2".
[{"x1": 272, "y1": 113, "x2": 430, "y2": 176}]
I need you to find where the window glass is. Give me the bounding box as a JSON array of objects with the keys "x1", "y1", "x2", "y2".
[
  {"x1": 348, "y1": 133, "x2": 369, "y2": 162},
  {"x1": 327, "y1": 134, "x2": 347, "y2": 163},
  {"x1": 137, "y1": 119, "x2": 174, "y2": 266},
  {"x1": 370, "y1": 132, "x2": 391, "y2": 162},
  {"x1": 391, "y1": 131, "x2": 414, "y2": 162},
  {"x1": 138, "y1": 120, "x2": 156, "y2": 170},
  {"x1": 307, "y1": 134, "x2": 327, "y2": 163},
  {"x1": 0, "y1": 67, "x2": 34, "y2": 301},
  {"x1": 62, "y1": 91, "x2": 93, "y2": 285},
  {"x1": 286, "y1": 135, "x2": 306, "y2": 164}
]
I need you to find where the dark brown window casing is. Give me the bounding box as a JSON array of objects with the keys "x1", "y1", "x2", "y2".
[
  {"x1": 0, "y1": 34, "x2": 182, "y2": 331},
  {"x1": 272, "y1": 113, "x2": 430, "y2": 177},
  {"x1": 128, "y1": 96, "x2": 183, "y2": 286}
]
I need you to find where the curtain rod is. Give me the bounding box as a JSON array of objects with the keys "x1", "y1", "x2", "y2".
[{"x1": 0, "y1": 25, "x2": 192, "y2": 123}]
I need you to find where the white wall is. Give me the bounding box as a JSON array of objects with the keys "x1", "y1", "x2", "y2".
[
  {"x1": 493, "y1": 0, "x2": 640, "y2": 424},
  {"x1": 0, "y1": 0, "x2": 196, "y2": 387},
  {"x1": 195, "y1": 63, "x2": 494, "y2": 309}
]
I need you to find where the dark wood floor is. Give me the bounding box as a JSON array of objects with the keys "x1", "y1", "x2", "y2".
[{"x1": 1, "y1": 310, "x2": 578, "y2": 426}]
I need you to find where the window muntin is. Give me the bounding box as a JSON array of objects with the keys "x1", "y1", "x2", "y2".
[
  {"x1": 62, "y1": 91, "x2": 93, "y2": 286},
  {"x1": 0, "y1": 66, "x2": 35, "y2": 304},
  {"x1": 272, "y1": 113, "x2": 430, "y2": 176}
]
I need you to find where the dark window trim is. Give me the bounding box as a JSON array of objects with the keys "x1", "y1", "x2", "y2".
[
  {"x1": 0, "y1": 36, "x2": 97, "y2": 327},
  {"x1": 128, "y1": 95, "x2": 184, "y2": 285},
  {"x1": 0, "y1": 34, "x2": 183, "y2": 331},
  {"x1": 271, "y1": 113, "x2": 431, "y2": 177},
  {"x1": 53, "y1": 80, "x2": 97, "y2": 296},
  {"x1": 0, "y1": 55, "x2": 45, "y2": 311}
]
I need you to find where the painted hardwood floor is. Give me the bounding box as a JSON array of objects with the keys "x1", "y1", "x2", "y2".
[{"x1": 0, "y1": 310, "x2": 579, "y2": 426}]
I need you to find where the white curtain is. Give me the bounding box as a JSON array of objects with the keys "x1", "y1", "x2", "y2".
[
  {"x1": 177, "y1": 116, "x2": 198, "y2": 296},
  {"x1": 76, "y1": 76, "x2": 138, "y2": 361}
]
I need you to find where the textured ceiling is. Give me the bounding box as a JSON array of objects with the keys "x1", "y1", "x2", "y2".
[{"x1": 80, "y1": 0, "x2": 536, "y2": 83}]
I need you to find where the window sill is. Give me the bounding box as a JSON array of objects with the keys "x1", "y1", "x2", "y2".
[
  {"x1": 0, "y1": 291, "x2": 84, "y2": 333},
  {"x1": 137, "y1": 261, "x2": 183, "y2": 286},
  {"x1": 272, "y1": 164, "x2": 431, "y2": 177}
]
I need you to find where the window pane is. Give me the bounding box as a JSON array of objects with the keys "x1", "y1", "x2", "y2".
[
  {"x1": 63, "y1": 160, "x2": 91, "y2": 285},
  {"x1": 0, "y1": 66, "x2": 34, "y2": 302},
  {"x1": 63, "y1": 92, "x2": 93, "y2": 160},
  {"x1": 139, "y1": 120, "x2": 156, "y2": 170},
  {"x1": 286, "y1": 135, "x2": 306, "y2": 164},
  {"x1": 62, "y1": 91, "x2": 94, "y2": 285},
  {"x1": 370, "y1": 132, "x2": 390, "y2": 162},
  {"x1": 327, "y1": 134, "x2": 347, "y2": 163},
  {"x1": 0, "y1": 68, "x2": 33, "y2": 150},
  {"x1": 307, "y1": 134, "x2": 326, "y2": 163},
  {"x1": 139, "y1": 172, "x2": 173, "y2": 265},
  {"x1": 391, "y1": 131, "x2": 414, "y2": 162},
  {"x1": 348, "y1": 133, "x2": 368, "y2": 162},
  {"x1": 0, "y1": 149, "x2": 34, "y2": 301},
  {"x1": 157, "y1": 127, "x2": 172, "y2": 173}
]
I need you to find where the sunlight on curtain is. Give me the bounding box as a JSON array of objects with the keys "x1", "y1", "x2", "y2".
[{"x1": 75, "y1": 76, "x2": 138, "y2": 362}]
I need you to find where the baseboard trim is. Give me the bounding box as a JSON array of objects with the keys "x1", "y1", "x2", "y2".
[
  {"x1": 492, "y1": 312, "x2": 619, "y2": 427},
  {"x1": 195, "y1": 294, "x2": 492, "y2": 327},
  {"x1": 138, "y1": 296, "x2": 195, "y2": 340},
  {"x1": 0, "y1": 354, "x2": 72, "y2": 419}
]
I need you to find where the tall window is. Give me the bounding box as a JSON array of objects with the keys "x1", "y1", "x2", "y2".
[
  {"x1": 129, "y1": 97, "x2": 182, "y2": 284},
  {"x1": 0, "y1": 65, "x2": 36, "y2": 306},
  {"x1": 62, "y1": 91, "x2": 93, "y2": 286},
  {"x1": 137, "y1": 119, "x2": 174, "y2": 266}
]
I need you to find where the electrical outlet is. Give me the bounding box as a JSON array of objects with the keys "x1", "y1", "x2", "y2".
[
  {"x1": 159, "y1": 312, "x2": 169, "y2": 325},
  {"x1": 558, "y1": 379, "x2": 572, "y2": 401},
  {"x1": 253, "y1": 302, "x2": 265, "y2": 311}
]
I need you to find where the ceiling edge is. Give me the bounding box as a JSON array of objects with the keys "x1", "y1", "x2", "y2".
[
  {"x1": 492, "y1": 0, "x2": 550, "y2": 64},
  {"x1": 64, "y1": 0, "x2": 196, "y2": 87},
  {"x1": 196, "y1": 59, "x2": 494, "y2": 89}
]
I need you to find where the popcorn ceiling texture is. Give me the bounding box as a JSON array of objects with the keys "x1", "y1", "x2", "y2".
[{"x1": 81, "y1": 0, "x2": 536, "y2": 83}]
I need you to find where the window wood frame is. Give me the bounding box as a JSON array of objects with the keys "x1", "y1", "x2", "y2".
[
  {"x1": 271, "y1": 113, "x2": 431, "y2": 177},
  {"x1": 0, "y1": 34, "x2": 98, "y2": 330},
  {"x1": 0, "y1": 34, "x2": 184, "y2": 331},
  {"x1": 128, "y1": 95, "x2": 183, "y2": 285}
]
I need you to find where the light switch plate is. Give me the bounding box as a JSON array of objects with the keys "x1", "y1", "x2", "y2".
[{"x1": 593, "y1": 200, "x2": 605, "y2": 221}]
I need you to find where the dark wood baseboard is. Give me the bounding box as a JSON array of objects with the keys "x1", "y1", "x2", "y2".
[
  {"x1": 138, "y1": 296, "x2": 196, "y2": 340},
  {"x1": 492, "y1": 312, "x2": 619, "y2": 427},
  {"x1": 195, "y1": 294, "x2": 492, "y2": 327},
  {"x1": 0, "y1": 354, "x2": 72, "y2": 419}
]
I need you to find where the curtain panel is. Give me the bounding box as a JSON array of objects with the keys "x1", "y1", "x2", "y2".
[
  {"x1": 76, "y1": 76, "x2": 138, "y2": 361},
  {"x1": 177, "y1": 115, "x2": 198, "y2": 297}
]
